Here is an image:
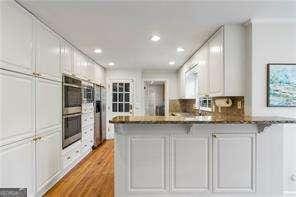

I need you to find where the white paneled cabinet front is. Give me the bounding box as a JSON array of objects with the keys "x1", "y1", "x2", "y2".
[
  {"x1": 208, "y1": 29, "x2": 224, "y2": 96},
  {"x1": 0, "y1": 1, "x2": 33, "y2": 74},
  {"x1": 171, "y1": 135, "x2": 209, "y2": 192},
  {"x1": 0, "y1": 138, "x2": 35, "y2": 197},
  {"x1": 128, "y1": 136, "x2": 169, "y2": 192},
  {"x1": 212, "y1": 133, "x2": 255, "y2": 193},
  {"x1": 61, "y1": 41, "x2": 73, "y2": 75},
  {"x1": 36, "y1": 78, "x2": 62, "y2": 134},
  {"x1": 36, "y1": 130, "x2": 61, "y2": 192},
  {"x1": 0, "y1": 70, "x2": 35, "y2": 146},
  {"x1": 35, "y1": 21, "x2": 61, "y2": 81}
]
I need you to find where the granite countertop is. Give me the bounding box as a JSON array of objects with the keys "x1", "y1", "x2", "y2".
[{"x1": 110, "y1": 115, "x2": 296, "y2": 125}]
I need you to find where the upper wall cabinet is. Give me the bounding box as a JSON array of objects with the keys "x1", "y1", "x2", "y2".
[
  {"x1": 94, "y1": 64, "x2": 106, "y2": 86},
  {"x1": 61, "y1": 41, "x2": 73, "y2": 75},
  {"x1": 208, "y1": 26, "x2": 246, "y2": 97},
  {"x1": 35, "y1": 21, "x2": 61, "y2": 82},
  {"x1": 179, "y1": 25, "x2": 246, "y2": 98},
  {"x1": 0, "y1": 1, "x2": 33, "y2": 75},
  {"x1": 73, "y1": 49, "x2": 85, "y2": 79},
  {"x1": 208, "y1": 29, "x2": 224, "y2": 96}
]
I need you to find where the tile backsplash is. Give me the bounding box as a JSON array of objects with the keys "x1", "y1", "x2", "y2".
[
  {"x1": 169, "y1": 99, "x2": 196, "y2": 113},
  {"x1": 212, "y1": 96, "x2": 244, "y2": 116}
]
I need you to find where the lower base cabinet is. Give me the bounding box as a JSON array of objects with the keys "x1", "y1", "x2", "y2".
[
  {"x1": 0, "y1": 138, "x2": 36, "y2": 197},
  {"x1": 171, "y1": 135, "x2": 209, "y2": 192},
  {"x1": 125, "y1": 131, "x2": 256, "y2": 195},
  {"x1": 212, "y1": 133, "x2": 255, "y2": 193},
  {"x1": 36, "y1": 130, "x2": 61, "y2": 193}
]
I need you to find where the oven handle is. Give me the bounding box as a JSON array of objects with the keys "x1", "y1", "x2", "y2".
[
  {"x1": 63, "y1": 83, "x2": 82, "y2": 89},
  {"x1": 63, "y1": 113, "x2": 82, "y2": 118}
]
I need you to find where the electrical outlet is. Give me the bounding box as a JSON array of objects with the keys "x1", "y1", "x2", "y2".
[{"x1": 237, "y1": 101, "x2": 242, "y2": 109}]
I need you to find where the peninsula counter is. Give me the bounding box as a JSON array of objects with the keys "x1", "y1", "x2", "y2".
[{"x1": 111, "y1": 115, "x2": 296, "y2": 197}]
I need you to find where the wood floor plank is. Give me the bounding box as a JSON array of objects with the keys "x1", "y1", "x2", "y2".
[{"x1": 45, "y1": 140, "x2": 114, "y2": 197}]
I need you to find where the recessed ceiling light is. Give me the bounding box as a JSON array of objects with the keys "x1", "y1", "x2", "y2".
[
  {"x1": 169, "y1": 61, "x2": 175, "y2": 66},
  {"x1": 94, "y1": 48, "x2": 102, "y2": 54},
  {"x1": 108, "y1": 62, "x2": 115, "y2": 66},
  {"x1": 177, "y1": 47, "x2": 185, "y2": 52},
  {"x1": 150, "y1": 35, "x2": 160, "y2": 42}
]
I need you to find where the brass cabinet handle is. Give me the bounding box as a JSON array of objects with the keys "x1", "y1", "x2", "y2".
[{"x1": 32, "y1": 136, "x2": 42, "y2": 141}]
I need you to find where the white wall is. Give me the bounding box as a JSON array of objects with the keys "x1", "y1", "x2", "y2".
[
  {"x1": 106, "y1": 69, "x2": 178, "y2": 138},
  {"x1": 142, "y1": 70, "x2": 179, "y2": 99},
  {"x1": 246, "y1": 21, "x2": 296, "y2": 118}
]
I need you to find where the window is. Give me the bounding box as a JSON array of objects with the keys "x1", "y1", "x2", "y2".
[{"x1": 112, "y1": 82, "x2": 130, "y2": 112}]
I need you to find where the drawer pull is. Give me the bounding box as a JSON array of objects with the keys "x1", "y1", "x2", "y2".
[
  {"x1": 67, "y1": 156, "x2": 71, "y2": 160},
  {"x1": 212, "y1": 134, "x2": 217, "y2": 138},
  {"x1": 84, "y1": 145, "x2": 87, "y2": 147},
  {"x1": 76, "y1": 150, "x2": 79, "y2": 153}
]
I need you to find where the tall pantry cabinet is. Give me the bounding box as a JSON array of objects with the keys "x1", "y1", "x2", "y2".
[{"x1": 0, "y1": 1, "x2": 61, "y2": 196}]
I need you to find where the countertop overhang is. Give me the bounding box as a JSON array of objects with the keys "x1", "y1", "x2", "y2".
[{"x1": 110, "y1": 115, "x2": 296, "y2": 125}]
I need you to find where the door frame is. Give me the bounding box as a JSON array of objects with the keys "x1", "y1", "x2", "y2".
[{"x1": 142, "y1": 78, "x2": 169, "y2": 116}]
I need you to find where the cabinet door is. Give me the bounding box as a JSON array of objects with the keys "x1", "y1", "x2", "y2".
[
  {"x1": 61, "y1": 41, "x2": 73, "y2": 75},
  {"x1": 36, "y1": 130, "x2": 61, "y2": 191},
  {"x1": 35, "y1": 21, "x2": 61, "y2": 81},
  {"x1": 171, "y1": 135, "x2": 209, "y2": 192},
  {"x1": 128, "y1": 136, "x2": 169, "y2": 192},
  {"x1": 0, "y1": 69, "x2": 35, "y2": 146},
  {"x1": 87, "y1": 60, "x2": 95, "y2": 81},
  {"x1": 73, "y1": 50, "x2": 84, "y2": 79},
  {"x1": 36, "y1": 78, "x2": 62, "y2": 134},
  {"x1": 208, "y1": 29, "x2": 224, "y2": 96},
  {"x1": 212, "y1": 133, "x2": 255, "y2": 193},
  {"x1": 94, "y1": 64, "x2": 105, "y2": 86},
  {"x1": 197, "y1": 45, "x2": 209, "y2": 96},
  {"x1": 0, "y1": 138, "x2": 35, "y2": 197},
  {"x1": 0, "y1": 1, "x2": 33, "y2": 74}
]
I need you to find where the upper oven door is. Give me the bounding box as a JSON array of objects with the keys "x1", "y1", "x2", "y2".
[{"x1": 63, "y1": 76, "x2": 82, "y2": 114}]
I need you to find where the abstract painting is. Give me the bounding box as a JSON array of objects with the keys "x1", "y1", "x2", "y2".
[{"x1": 267, "y1": 64, "x2": 296, "y2": 107}]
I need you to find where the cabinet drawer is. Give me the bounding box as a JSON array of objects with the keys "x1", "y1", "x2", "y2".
[
  {"x1": 82, "y1": 103, "x2": 94, "y2": 114},
  {"x1": 62, "y1": 142, "x2": 81, "y2": 169},
  {"x1": 82, "y1": 126, "x2": 94, "y2": 141},
  {"x1": 82, "y1": 114, "x2": 94, "y2": 127}
]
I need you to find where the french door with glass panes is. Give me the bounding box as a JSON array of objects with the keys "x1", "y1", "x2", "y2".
[{"x1": 111, "y1": 80, "x2": 134, "y2": 116}]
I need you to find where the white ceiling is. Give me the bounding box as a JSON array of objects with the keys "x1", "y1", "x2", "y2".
[{"x1": 19, "y1": 1, "x2": 296, "y2": 70}]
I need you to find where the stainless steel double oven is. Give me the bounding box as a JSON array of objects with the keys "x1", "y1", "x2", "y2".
[{"x1": 62, "y1": 75, "x2": 82, "y2": 149}]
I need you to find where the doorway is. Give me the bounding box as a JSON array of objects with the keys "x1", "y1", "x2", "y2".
[{"x1": 143, "y1": 80, "x2": 166, "y2": 116}]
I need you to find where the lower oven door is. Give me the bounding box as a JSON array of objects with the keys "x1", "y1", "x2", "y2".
[{"x1": 63, "y1": 113, "x2": 82, "y2": 149}]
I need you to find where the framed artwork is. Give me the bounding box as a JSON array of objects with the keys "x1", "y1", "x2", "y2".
[{"x1": 267, "y1": 63, "x2": 296, "y2": 107}]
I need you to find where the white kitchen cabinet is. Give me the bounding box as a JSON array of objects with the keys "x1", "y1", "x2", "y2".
[
  {"x1": 36, "y1": 130, "x2": 61, "y2": 193},
  {"x1": 61, "y1": 41, "x2": 73, "y2": 75},
  {"x1": 128, "y1": 136, "x2": 169, "y2": 192},
  {"x1": 73, "y1": 49, "x2": 86, "y2": 79},
  {"x1": 179, "y1": 25, "x2": 245, "y2": 98},
  {"x1": 196, "y1": 44, "x2": 209, "y2": 96},
  {"x1": 208, "y1": 29, "x2": 224, "y2": 96},
  {"x1": 94, "y1": 64, "x2": 106, "y2": 86},
  {"x1": 0, "y1": 69, "x2": 35, "y2": 146},
  {"x1": 0, "y1": 1, "x2": 33, "y2": 75},
  {"x1": 171, "y1": 135, "x2": 209, "y2": 191},
  {"x1": 35, "y1": 20, "x2": 61, "y2": 82},
  {"x1": 87, "y1": 60, "x2": 95, "y2": 81},
  {"x1": 212, "y1": 133, "x2": 255, "y2": 193},
  {"x1": 36, "y1": 78, "x2": 62, "y2": 134},
  {"x1": 0, "y1": 138, "x2": 36, "y2": 197}
]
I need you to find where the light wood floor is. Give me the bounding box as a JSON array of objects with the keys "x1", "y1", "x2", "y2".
[{"x1": 45, "y1": 140, "x2": 114, "y2": 197}]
